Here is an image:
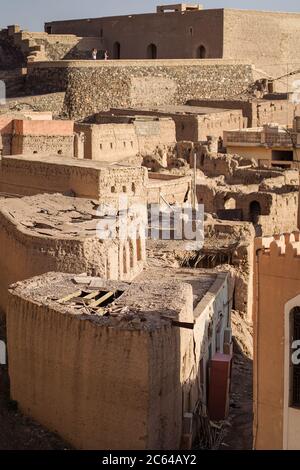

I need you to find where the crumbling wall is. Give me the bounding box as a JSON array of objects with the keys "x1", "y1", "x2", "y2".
[
  {"x1": 259, "y1": 191, "x2": 299, "y2": 235},
  {"x1": 26, "y1": 61, "x2": 254, "y2": 119},
  {"x1": 0, "y1": 154, "x2": 191, "y2": 207},
  {"x1": 1, "y1": 27, "x2": 103, "y2": 63},
  {"x1": 7, "y1": 297, "x2": 151, "y2": 449},
  {"x1": 0, "y1": 93, "x2": 66, "y2": 119},
  {"x1": 75, "y1": 119, "x2": 176, "y2": 162},
  {"x1": 0, "y1": 117, "x2": 13, "y2": 156},
  {"x1": 7, "y1": 275, "x2": 193, "y2": 449},
  {"x1": 198, "y1": 180, "x2": 299, "y2": 236},
  {"x1": 0, "y1": 156, "x2": 147, "y2": 203},
  {"x1": 147, "y1": 174, "x2": 192, "y2": 205},
  {"x1": 0, "y1": 215, "x2": 114, "y2": 315},
  {"x1": 188, "y1": 99, "x2": 298, "y2": 128},
  {"x1": 197, "y1": 152, "x2": 243, "y2": 179},
  {"x1": 10, "y1": 119, "x2": 75, "y2": 157},
  {"x1": 0, "y1": 194, "x2": 147, "y2": 315},
  {"x1": 19, "y1": 34, "x2": 103, "y2": 61},
  {"x1": 203, "y1": 221, "x2": 255, "y2": 320}
]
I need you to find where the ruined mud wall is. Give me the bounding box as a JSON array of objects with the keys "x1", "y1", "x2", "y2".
[
  {"x1": 0, "y1": 156, "x2": 147, "y2": 202},
  {"x1": 7, "y1": 298, "x2": 151, "y2": 449},
  {"x1": 198, "y1": 183, "x2": 299, "y2": 236},
  {"x1": 0, "y1": 155, "x2": 189, "y2": 206},
  {"x1": 12, "y1": 134, "x2": 74, "y2": 157},
  {"x1": 189, "y1": 99, "x2": 298, "y2": 128},
  {"x1": 0, "y1": 216, "x2": 119, "y2": 315},
  {"x1": 11, "y1": 119, "x2": 75, "y2": 157},
  {"x1": 147, "y1": 174, "x2": 192, "y2": 205},
  {"x1": 7, "y1": 278, "x2": 193, "y2": 449},
  {"x1": 15, "y1": 33, "x2": 103, "y2": 61},
  {"x1": 75, "y1": 119, "x2": 176, "y2": 162},
  {"x1": 0, "y1": 117, "x2": 13, "y2": 155},
  {"x1": 0, "y1": 93, "x2": 66, "y2": 119},
  {"x1": 198, "y1": 153, "x2": 244, "y2": 179},
  {"x1": 26, "y1": 61, "x2": 254, "y2": 120},
  {"x1": 260, "y1": 191, "x2": 299, "y2": 235}
]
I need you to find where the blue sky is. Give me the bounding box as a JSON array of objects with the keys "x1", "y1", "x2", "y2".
[{"x1": 1, "y1": 0, "x2": 300, "y2": 31}]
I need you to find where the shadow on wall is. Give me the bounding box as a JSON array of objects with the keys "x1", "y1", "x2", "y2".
[
  {"x1": 0, "y1": 39, "x2": 26, "y2": 70},
  {"x1": 52, "y1": 38, "x2": 105, "y2": 61},
  {"x1": 0, "y1": 313, "x2": 9, "y2": 403}
]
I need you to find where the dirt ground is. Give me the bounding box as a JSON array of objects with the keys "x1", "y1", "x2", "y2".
[
  {"x1": 221, "y1": 311, "x2": 254, "y2": 450},
  {"x1": 221, "y1": 351, "x2": 253, "y2": 450},
  {"x1": 0, "y1": 367, "x2": 69, "y2": 450}
]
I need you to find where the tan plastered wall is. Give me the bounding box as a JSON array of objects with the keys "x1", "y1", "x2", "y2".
[
  {"x1": 7, "y1": 298, "x2": 150, "y2": 449},
  {"x1": 226, "y1": 145, "x2": 272, "y2": 162},
  {"x1": 254, "y1": 235, "x2": 300, "y2": 449},
  {"x1": 7, "y1": 281, "x2": 195, "y2": 449},
  {"x1": 223, "y1": 9, "x2": 300, "y2": 70},
  {"x1": 75, "y1": 120, "x2": 176, "y2": 162},
  {"x1": 0, "y1": 156, "x2": 147, "y2": 203}
]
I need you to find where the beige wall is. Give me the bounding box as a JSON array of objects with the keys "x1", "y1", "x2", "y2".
[
  {"x1": 0, "y1": 155, "x2": 147, "y2": 203},
  {"x1": 226, "y1": 145, "x2": 298, "y2": 169},
  {"x1": 223, "y1": 10, "x2": 300, "y2": 70},
  {"x1": 190, "y1": 99, "x2": 298, "y2": 128},
  {"x1": 7, "y1": 272, "x2": 230, "y2": 449},
  {"x1": 45, "y1": 10, "x2": 224, "y2": 59},
  {"x1": 0, "y1": 155, "x2": 191, "y2": 207},
  {"x1": 7, "y1": 297, "x2": 151, "y2": 449},
  {"x1": 112, "y1": 108, "x2": 245, "y2": 143},
  {"x1": 226, "y1": 145, "x2": 272, "y2": 162},
  {"x1": 7, "y1": 277, "x2": 194, "y2": 450},
  {"x1": 75, "y1": 119, "x2": 176, "y2": 162},
  {"x1": 146, "y1": 174, "x2": 191, "y2": 205},
  {"x1": 254, "y1": 233, "x2": 300, "y2": 449},
  {"x1": 198, "y1": 182, "x2": 299, "y2": 237},
  {"x1": 75, "y1": 123, "x2": 138, "y2": 162}
]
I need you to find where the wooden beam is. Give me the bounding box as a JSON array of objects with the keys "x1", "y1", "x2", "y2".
[{"x1": 89, "y1": 291, "x2": 115, "y2": 309}]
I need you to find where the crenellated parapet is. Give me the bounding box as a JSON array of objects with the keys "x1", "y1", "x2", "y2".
[{"x1": 256, "y1": 232, "x2": 300, "y2": 258}]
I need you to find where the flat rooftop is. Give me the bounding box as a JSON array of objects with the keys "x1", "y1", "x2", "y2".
[
  {"x1": 1, "y1": 154, "x2": 139, "y2": 170},
  {"x1": 110, "y1": 105, "x2": 234, "y2": 116},
  {"x1": 0, "y1": 193, "x2": 109, "y2": 239},
  {"x1": 9, "y1": 269, "x2": 222, "y2": 330},
  {"x1": 138, "y1": 265, "x2": 217, "y2": 309}
]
